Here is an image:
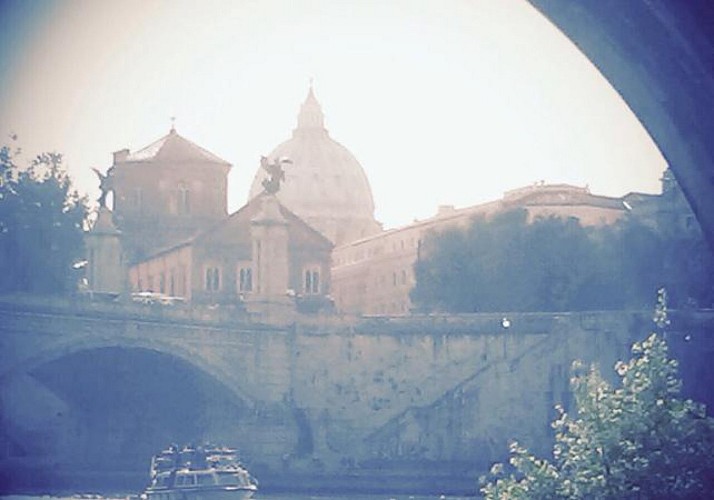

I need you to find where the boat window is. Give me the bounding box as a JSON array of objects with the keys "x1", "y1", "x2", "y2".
[
  {"x1": 197, "y1": 473, "x2": 215, "y2": 486},
  {"x1": 216, "y1": 471, "x2": 240, "y2": 486},
  {"x1": 175, "y1": 476, "x2": 185, "y2": 486}
]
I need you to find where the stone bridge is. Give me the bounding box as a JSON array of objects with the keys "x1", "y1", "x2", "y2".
[{"x1": 1, "y1": 296, "x2": 713, "y2": 493}]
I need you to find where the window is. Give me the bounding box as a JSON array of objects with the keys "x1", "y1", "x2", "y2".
[
  {"x1": 178, "y1": 183, "x2": 190, "y2": 214},
  {"x1": 169, "y1": 269, "x2": 176, "y2": 296},
  {"x1": 217, "y1": 471, "x2": 240, "y2": 486},
  {"x1": 304, "y1": 268, "x2": 320, "y2": 294},
  {"x1": 133, "y1": 188, "x2": 143, "y2": 209},
  {"x1": 197, "y1": 473, "x2": 214, "y2": 486},
  {"x1": 159, "y1": 273, "x2": 166, "y2": 294},
  {"x1": 238, "y1": 265, "x2": 253, "y2": 293},
  {"x1": 205, "y1": 267, "x2": 220, "y2": 291},
  {"x1": 178, "y1": 265, "x2": 187, "y2": 296}
]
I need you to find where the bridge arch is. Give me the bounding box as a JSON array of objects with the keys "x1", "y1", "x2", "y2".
[
  {"x1": 1, "y1": 339, "x2": 297, "y2": 491},
  {"x1": 0, "y1": 308, "x2": 303, "y2": 490},
  {"x1": 2, "y1": 331, "x2": 257, "y2": 410}
]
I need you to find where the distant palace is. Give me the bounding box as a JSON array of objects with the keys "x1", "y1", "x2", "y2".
[{"x1": 85, "y1": 87, "x2": 697, "y2": 316}]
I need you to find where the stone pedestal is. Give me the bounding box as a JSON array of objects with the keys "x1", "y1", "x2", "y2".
[
  {"x1": 85, "y1": 207, "x2": 124, "y2": 295},
  {"x1": 246, "y1": 195, "x2": 295, "y2": 319}
]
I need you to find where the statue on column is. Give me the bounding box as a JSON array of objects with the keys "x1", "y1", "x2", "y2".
[
  {"x1": 91, "y1": 166, "x2": 114, "y2": 208},
  {"x1": 260, "y1": 156, "x2": 292, "y2": 194}
]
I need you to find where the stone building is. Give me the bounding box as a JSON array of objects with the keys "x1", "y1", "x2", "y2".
[
  {"x1": 503, "y1": 182, "x2": 625, "y2": 225},
  {"x1": 108, "y1": 126, "x2": 231, "y2": 262},
  {"x1": 331, "y1": 183, "x2": 629, "y2": 316},
  {"x1": 88, "y1": 122, "x2": 334, "y2": 310},
  {"x1": 248, "y1": 87, "x2": 382, "y2": 246},
  {"x1": 128, "y1": 193, "x2": 333, "y2": 309}
]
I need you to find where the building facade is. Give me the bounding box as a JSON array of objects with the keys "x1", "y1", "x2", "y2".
[{"x1": 128, "y1": 193, "x2": 333, "y2": 308}]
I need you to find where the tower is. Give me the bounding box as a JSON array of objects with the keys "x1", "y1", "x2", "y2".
[{"x1": 109, "y1": 127, "x2": 231, "y2": 261}]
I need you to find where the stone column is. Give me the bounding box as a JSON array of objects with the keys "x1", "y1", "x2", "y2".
[
  {"x1": 247, "y1": 195, "x2": 294, "y2": 319},
  {"x1": 85, "y1": 207, "x2": 124, "y2": 295}
]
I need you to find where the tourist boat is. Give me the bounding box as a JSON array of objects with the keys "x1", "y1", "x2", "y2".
[{"x1": 144, "y1": 445, "x2": 258, "y2": 500}]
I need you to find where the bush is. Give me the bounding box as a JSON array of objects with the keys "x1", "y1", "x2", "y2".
[{"x1": 481, "y1": 292, "x2": 714, "y2": 499}]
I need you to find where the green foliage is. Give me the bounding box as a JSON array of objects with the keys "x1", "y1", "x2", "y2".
[
  {"x1": 481, "y1": 331, "x2": 714, "y2": 499},
  {"x1": 411, "y1": 209, "x2": 713, "y2": 312},
  {"x1": 0, "y1": 143, "x2": 88, "y2": 294}
]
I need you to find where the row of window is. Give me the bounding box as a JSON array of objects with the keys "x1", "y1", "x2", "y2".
[
  {"x1": 204, "y1": 266, "x2": 254, "y2": 292},
  {"x1": 203, "y1": 266, "x2": 321, "y2": 294},
  {"x1": 334, "y1": 236, "x2": 421, "y2": 266},
  {"x1": 137, "y1": 265, "x2": 323, "y2": 296},
  {"x1": 138, "y1": 266, "x2": 187, "y2": 297},
  {"x1": 371, "y1": 301, "x2": 410, "y2": 315},
  {"x1": 333, "y1": 267, "x2": 412, "y2": 296},
  {"x1": 126, "y1": 184, "x2": 191, "y2": 214}
]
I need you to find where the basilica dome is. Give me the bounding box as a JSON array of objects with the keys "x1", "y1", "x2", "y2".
[{"x1": 249, "y1": 88, "x2": 381, "y2": 245}]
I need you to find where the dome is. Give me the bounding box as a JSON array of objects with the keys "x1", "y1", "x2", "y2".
[{"x1": 249, "y1": 87, "x2": 381, "y2": 245}]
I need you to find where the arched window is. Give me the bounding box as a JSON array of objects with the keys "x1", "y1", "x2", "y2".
[
  {"x1": 312, "y1": 271, "x2": 319, "y2": 294},
  {"x1": 178, "y1": 265, "x2": 187, "y2": 296},
  {"x1": 304, "y1": 268, "x2": 320, "y2": 294},
  {"x1": 169, "y1": 269, "x2": 176, "y2": 296},
  {"x1": 178, "y1": 183, "x2": 190, "y2": 214},
  {"x1": 239, "y1": 266, "x2": 253, "y2": 292},
  {"x1": 205, "y1": 267, "x2": 220, "y2": 291},
  {"x1": 133, "y1": 188, "x2": 143, "y2": 209}
]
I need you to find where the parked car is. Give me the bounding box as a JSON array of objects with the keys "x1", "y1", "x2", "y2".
[{"x1": 131, "y1": 291, "x2": 185, "y2": 306}]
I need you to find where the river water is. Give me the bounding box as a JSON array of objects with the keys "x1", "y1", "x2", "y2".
[{"x1": 1, "y1": 495, "x2": 474, "y2": 500}]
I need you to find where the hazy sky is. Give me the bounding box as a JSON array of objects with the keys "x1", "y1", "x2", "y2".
[{"x1": 0, "y1": 0, "x2": 666, "y2": 229}]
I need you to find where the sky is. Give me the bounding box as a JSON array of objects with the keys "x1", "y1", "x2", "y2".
[{"x1": 0, "y1": 0, "x2": 667, "y2": 229}]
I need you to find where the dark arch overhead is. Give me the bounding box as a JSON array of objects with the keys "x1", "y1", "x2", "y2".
[{"x1": 528, "y1": 0, "x2": 714, "y2": 248}]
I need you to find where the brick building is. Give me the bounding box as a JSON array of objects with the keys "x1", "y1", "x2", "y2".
[
  {"x1": 128, "y1": 193, "x2": 333, "y2": 309},
  {"x1": 108, "y1": 126, "x2": 231, "y2": 262}
]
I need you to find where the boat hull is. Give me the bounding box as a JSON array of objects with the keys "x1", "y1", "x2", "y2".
[{"x1": 145, "y1": 487, "x2": 255, "y2": 500}]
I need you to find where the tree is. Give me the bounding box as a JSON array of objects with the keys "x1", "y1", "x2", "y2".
[
  {"x1": 0, "y1": 142, "x2": 88, "y2": 295},
  {"x1": 481, "y1": 291, "x2": 714, "y2": 499},
  {"x1": 411, "y1": 209, "x2": 714, "y2": 313},
  {"x1": 412, "y1": 210, "x2": 609, "y2": 312}
]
